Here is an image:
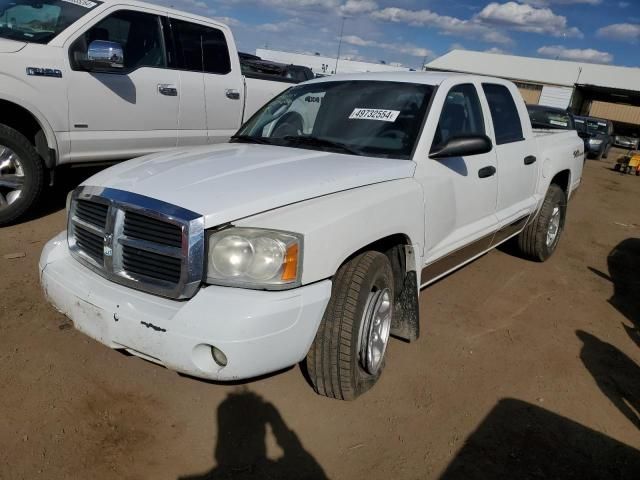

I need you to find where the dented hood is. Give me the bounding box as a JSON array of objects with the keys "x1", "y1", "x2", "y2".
[{"x1": 83, "y1": 143, "x2": 415, "y2": 228}]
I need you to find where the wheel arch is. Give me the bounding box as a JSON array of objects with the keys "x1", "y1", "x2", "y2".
[
  {"x1": 0, "y1": 97, "x2": 58, "y2": 168},
  {"x1": 550, "y1": 169, "x2": 571, "y2": 196}
]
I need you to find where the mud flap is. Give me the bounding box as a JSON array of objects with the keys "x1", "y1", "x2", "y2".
[{"x1": 390, "y1": 270, "x2": 420, "y2": 342}]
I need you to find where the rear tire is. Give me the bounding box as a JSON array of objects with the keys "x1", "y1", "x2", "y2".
[
  {"x1": 516, "y1": 184, "x2": 567, "y2": 262},
  {"x1": 0, "y1": 124, "x2": 44, "y2": 225},
  {"x1": 306, "y1": 251, "x2": 394, "y2": 400}
]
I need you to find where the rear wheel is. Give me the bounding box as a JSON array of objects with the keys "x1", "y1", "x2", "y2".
[
  {"x1": 306, "y1": 251, "x2": 394, "y2": 400},
  {"x1": 516, "y1": 184, "x2": 567, "y2": 262},
  {"x1": 0, "y1": 124, "x2": 44, "y2": 225}
]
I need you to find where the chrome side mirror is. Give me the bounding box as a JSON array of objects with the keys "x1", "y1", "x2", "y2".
[{"x1": 85, "y1": 40, "x2": 124, "y2": 69}]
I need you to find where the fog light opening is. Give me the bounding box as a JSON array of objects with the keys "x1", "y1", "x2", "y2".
[{"x1": 211, "y1": 346, "x2": 228, "y2": 367}]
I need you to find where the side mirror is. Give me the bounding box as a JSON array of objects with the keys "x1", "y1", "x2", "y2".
[
  {"x1": 429, "y1": 134, "x2": 493, "y2": 159},
  {"x1": 80, "y1": 40, "x2": 124, "y2": 71}
]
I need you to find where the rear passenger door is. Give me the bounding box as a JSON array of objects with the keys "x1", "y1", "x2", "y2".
[
  {"x1": 168, "y1": 18, "x2": 244, "y2": 145},
  {"x1": 482, "y1": 83, "x2": 538, "y2": 227}
]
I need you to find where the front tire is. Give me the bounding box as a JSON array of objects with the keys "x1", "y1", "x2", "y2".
[
  {"x1": 516, "y1": 184, "x2": 567, "y2": 262},
  {"x1": 0, "y1": 124, "x2": 44, "y2": 225},
  {"x1": 306, "y1": 251, "x2": 394, "y2": 400}
]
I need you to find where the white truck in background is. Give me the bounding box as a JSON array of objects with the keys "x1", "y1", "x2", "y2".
[
  {"x1": 41, "y1": 72, "x2": 584, "y2": 400},
  {"x1": 0, "y1": 0, "x2": 289, "y2": 224}
]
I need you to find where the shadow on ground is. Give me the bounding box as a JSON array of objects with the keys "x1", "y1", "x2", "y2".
[
  {"x1": 179, "y1": 390, "x2": 327, "y2": 480},
  {"x1": 440, "y1": 397, "x2": 640, "y2": 479},
  {"x1": 577, "y1": 330, "x2": 640, "y2": 430},
  {"x1": 589, "y1": 238, "x2": 640, "y2": 348}
]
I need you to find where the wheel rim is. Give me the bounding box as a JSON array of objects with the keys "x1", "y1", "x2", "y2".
[
  {"x1": 0, "y1": 145, "x2": 25, "y2": 210},
  {"x1": 546, "y1": 205, "x2": 561, "y2": 247},
  {"x1": 359, "y1": 288, "x2": 392, "y2": 375}
]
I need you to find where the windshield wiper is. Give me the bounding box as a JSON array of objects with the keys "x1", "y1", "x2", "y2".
[
  {"x1": 230, "y1": 135, "x2": 274, "y2": 145},
  {"x1": 282, "y1": 136, "x2": 360, "y2": 155}
]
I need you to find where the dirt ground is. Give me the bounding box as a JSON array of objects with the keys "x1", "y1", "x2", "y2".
[{"x1": 1, "y1": 151, "x2": 639, "y2": 479}]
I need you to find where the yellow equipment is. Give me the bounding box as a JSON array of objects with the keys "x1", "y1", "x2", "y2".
[{"x1": 615, "y1": 151, "x2": 640, "y2": 176}]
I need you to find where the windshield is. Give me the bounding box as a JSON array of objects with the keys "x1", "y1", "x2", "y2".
[
  {"x1": 0, "y1": 0, "x2": 100, "y2": 44},
  {"x1": 585, "y1": 119, "x2": 609, "y2": 135},
  {"x1": 235, "y1": 80, "x2": 434, "y2": 160},
  {"x1": 528, "y1": 107, "x2": 572, "y2": 130}
]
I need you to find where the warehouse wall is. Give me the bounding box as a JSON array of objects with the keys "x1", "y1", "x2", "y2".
[{"x1": 589, "y1": 101, "x2": 640, "y2": 125}]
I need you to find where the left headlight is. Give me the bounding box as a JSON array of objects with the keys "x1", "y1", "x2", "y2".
[{"x1": 205, "y1": 227, "x2": 302, "y2": 289}]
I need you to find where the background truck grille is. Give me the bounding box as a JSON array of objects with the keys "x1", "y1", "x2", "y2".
[
  {"x1": 124, "y1": 210, "x2": 182, "y2": 248},
  {"x1": 67, "y1": 187, "x2": 204, "y2": 300}
]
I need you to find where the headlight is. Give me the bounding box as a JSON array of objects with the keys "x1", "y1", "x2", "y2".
[
  {"x1": 206, "y1": 227, "x2": 302, "y2": 289},
  {"x1": 589, "y1": 138, "x2": 603, "y2": 145}
]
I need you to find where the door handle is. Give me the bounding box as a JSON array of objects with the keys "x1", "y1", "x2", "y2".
[
  {"x1": 478, "y1": 166, "x2": 496, "y2": 178},
  {"x1": 158, "y1": 84, "x2": 178, "y2": 96},
  {"x1": 225, "y1": 89, "x2": 240, "y2": 100},
  {"x1": 524, "y1": 155, "x2": 537, "y2": 165}
]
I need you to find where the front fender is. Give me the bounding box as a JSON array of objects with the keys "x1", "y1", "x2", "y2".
[{"x1": 235, "y1": 179, "x2": 425, "y2": 284}]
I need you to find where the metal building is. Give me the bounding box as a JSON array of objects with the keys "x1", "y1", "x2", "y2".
[
  {"x1": 255, "y1": 48, "x2": 413, "y2": 76},
  {"x1": 427, "y1": 50, "x2": 640, "y2": 135}
]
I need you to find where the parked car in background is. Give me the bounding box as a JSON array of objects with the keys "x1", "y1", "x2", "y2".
[
  {"x1": 574, "y1": 116, "x2": 614, "y2": 160},
  {"x1": 613, "y1": 133, "x2": 639, "y2": 150},
  {"x1": 0, "y1": 0, "x2": 290, "y2": 225},
  {"x1": 41, "y1": 72, "x2": 584, "y2": 400},
  {"x1": 240, "y1": 55, "x2": 314, "y2": 83},
  {"x1": 527, "y1": 105, "x2": 575, "y2": 131}
]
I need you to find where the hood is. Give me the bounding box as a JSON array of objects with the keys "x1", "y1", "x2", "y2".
[
  {"x1": 84, "y1": 143, "x2": 415, "y2": 228},
  {"x1": 0, "y1": 38, "x2": 27, "y2": 53}
]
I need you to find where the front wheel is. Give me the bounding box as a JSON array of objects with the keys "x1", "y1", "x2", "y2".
[
  {"x1": 516, "y1": 184, "x2": 567, "y2": 262},
  {"x1": 306, "y1": 251, "x2": 394, "y2": 400},
  {"x1": 0, "y1": 124, "x2": 44, "y2": 225}
]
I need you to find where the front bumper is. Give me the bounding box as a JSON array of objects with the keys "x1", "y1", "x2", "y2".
[{"x1": 39, "y1": 232, "x2": 332, "y2": 381}]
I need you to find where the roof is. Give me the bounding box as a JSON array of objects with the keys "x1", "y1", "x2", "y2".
[
  {"x1": 427, "y1": 50, "x2": 640, "y2": 92},
  {"x1": 303, "y1": 70, "x2": 469, "y2": 86}
]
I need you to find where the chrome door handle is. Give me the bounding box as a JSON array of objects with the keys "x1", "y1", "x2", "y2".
[
  {"x1": 225, "y1": 89, "x2": 240, "y2": 100},
  {"x1": 158, "y1": 84, "x2": 178, "y2": 96}
]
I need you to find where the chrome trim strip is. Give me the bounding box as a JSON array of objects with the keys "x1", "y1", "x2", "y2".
[{"x1": 67, "y1": 186, "x2": 205, "y2": 300}]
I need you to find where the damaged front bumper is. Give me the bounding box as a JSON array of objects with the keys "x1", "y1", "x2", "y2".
[{"x1": 39, "y1": 231, "x2": 331, "y2": 381}]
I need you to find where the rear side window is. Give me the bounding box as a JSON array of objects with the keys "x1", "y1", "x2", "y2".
[
  {"x1": 482, "y1": 83, "x2": 524, "y2": 145},
  {"x1": 170, "y1": 19, "x2": 231, "y2": 75}
]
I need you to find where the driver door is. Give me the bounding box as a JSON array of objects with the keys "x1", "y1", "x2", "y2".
[
  {"x1": 416, "y1": 82, "x2": 499, "y2": 282},
  {"x1": 66, "y1": 7, "x2": 178, "y2": 163}
]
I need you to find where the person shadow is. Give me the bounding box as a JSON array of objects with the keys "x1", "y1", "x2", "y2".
[
  {"x1": 179, "y1": 390, "x2": 328, "y2": 480},
  {"x1": 577, "y1": 330, "x2": 640, "y2": 430},
  {"x1": 588, "y1": 238, "x2": 640, "y2": 348}
]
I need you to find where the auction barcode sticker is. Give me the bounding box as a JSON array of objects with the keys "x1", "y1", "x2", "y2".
[{"x1": 349, "y1": 108, "x2": 400, "y2": 122}]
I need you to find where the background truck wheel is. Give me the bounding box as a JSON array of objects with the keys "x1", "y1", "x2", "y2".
[
  {"x1": 306, "y1": 251, "x2": 395, "y2": 400},
  {"x1": 516, "y1": 184, "x2": 567, "y2": 262},
  {"x1": 0, "y1": 124, "x2": 44, "y2": 225}
]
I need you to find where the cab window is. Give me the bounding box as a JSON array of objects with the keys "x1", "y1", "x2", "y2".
[
  {"x1": 170, "y1": 19, "x2": 231, "y2": 75},
  {"x1": 431, "y1": 83, "x2": 485, "y2": 151},
  {"x1": 70, "y1": 10, "x2": 166, "y2": 70},
  {"x1": 482, "y1": 83, "x2": 524, "y2": 145}
]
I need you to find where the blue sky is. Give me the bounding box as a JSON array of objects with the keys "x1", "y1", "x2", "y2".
[{"x1": 154, "y1": 0, "x2": 640, "y2": 69}]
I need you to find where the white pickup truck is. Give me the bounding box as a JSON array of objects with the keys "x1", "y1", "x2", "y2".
[
  {"x1": 40, "y1": 72, "x2": 584, "y2": 400},
  {"x1": 0, "y1": 0, "x2": 288, "y2": 224}
]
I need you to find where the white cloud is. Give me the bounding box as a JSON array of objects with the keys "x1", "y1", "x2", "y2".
[
  {"x1": 371, "y1": 7, "x2": 513, "y2": 44},
  {"x1": 475, "y1": 2, "x2": 583, "y2": 38},
  {"x1": 520, "y1": 0, "x2": 601, "y2": 6},
  {"x1": 537, "y1": 45, "x2": 613, "y2": 64},
  {"x1": 341, "y1": 34, "x2": 433, "y2": 57},
  {"x1": 485, "y1": 46, "x2": 507, "y2": 54},
  {"x1": 597, "y1": 23, "x2": 640, "y2": 42},
  {"x1": 339, "y1": 0, "x2": 378, "y2": 15}
]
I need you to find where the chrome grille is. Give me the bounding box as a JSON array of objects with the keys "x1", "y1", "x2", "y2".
[
  {"x1": 75, "y1": 199, "x2": 108, "y2": 228},
  {"x1": 124, "y1": 210, "x2": 182, "y2": 247},
  {"x1": 67, "y1": 186, "x2": 205, "y2": 300}
]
